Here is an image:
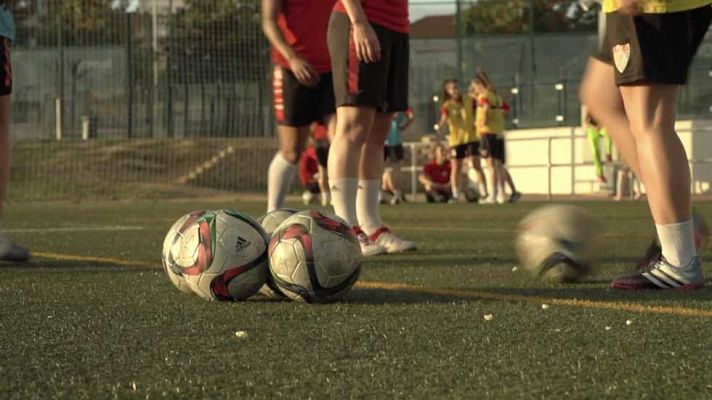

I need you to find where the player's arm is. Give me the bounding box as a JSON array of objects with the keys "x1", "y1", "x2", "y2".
[
  {"x1": 436, "y1": 109, "x2": 448, "y2": 140},
  {"x1": 399, "y1": 109, "x2": 415, "y2": 131},
  {"x1": 418, "y1": 173, "x2": 434, "y2": 190},
  {"x1": 338, "y1": 0, "x2": 381, "y2": 62},
  {"x1": 261, "y1": 0, "x2": 319, "y2": 87}
]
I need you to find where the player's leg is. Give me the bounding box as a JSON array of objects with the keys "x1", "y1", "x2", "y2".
[
  {"x1": 388, "y1": 145, "x2": 405, "y2": 204},
  {"x1": 580, "y1": 58, "x2": 642, "y2": 178},
  {"x1": 267, "y1": 125, "x2": 310, "y2": 211},
  {"x1": 449, "y1": 152, "x2": 463, "y2": 202},
  {"x1": 609, "y1": 6, "x2": 712, "y2": 290},
  {"x1": 357, "y1": 112, "x2": 415, "y2": 252},
  {"x1": 0, "y1": 38, "x2": 29, "y2": 263},
  {"x1": 329, "y1": 106, "x2": 375, "y2": 227},
  {"x1": 469, "y1": 142, "x2": 488, "y2": 198},
  {"x1": 588, "y1": 127, "x2": 606, "y2": 182}
]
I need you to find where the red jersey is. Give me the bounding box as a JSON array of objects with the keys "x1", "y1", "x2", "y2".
[
  {"x1": 333, "y1": 0, "x2": 409, "y2": 34},
  {"x1": 423, "y1": 161, "x2": 450, "y2": 185},
  {"x1": 272, "y1": 0, "x2": 334, "y2": 74},
  {"x1": 299, "y1": 147, "x2": 320, "y2": 186}
]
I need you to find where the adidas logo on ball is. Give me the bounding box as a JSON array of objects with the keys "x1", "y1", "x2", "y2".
[{"x1": 235, "y1": 236, "x2": 251, "y2": 252}]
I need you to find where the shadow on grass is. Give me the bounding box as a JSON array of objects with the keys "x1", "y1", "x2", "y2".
[{"x1": 343, "y1": 283, "x2": 712, "y2": 305}]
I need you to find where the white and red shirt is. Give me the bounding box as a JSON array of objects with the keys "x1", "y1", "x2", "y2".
[{"x1": 272, "y1": 0, "x2": 335, "y2": 74}]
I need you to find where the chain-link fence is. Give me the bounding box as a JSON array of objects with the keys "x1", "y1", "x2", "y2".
[{"x1": 8, "y1": 0, "x2": 712, "y2": 201}]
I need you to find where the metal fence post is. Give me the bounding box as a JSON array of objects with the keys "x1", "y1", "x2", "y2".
[
  {"x1": 547, "y1": 137, "x2": 553, "y2": 201},
  {"x1": 410, "y1": 143, "x2": 418, "y2": 201}
]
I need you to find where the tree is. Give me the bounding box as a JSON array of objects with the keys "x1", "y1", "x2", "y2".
[{"x1": 463, "y1": 0, "x2": 599, "y2": 35}]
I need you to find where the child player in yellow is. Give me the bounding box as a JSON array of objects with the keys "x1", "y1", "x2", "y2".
[{"x1": 437, "y1": 79, "x2": 478, "y2": 202}]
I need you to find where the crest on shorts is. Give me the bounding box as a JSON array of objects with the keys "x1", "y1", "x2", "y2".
[{"x1": 612, "y1": 43, "x2": 631, "y2": 74}]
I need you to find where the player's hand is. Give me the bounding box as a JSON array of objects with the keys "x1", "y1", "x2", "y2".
[
  {"x1": 352, "y1": 21, "x2": 381, "y2": 63},
  {"x1": 288, "y1": 57, "x2": 320, "y2": 87},
  {"x1": 619, "y1": 0, "x2": 640, "y2": 15}
]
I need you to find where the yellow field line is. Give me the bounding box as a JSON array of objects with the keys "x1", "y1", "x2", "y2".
[
  {"x1": 31, "y1": 251, "x2": 712, "y2": 318},
  {"x1": 33, "y1": 251, "x2": 157, "y2": 268},
  {"x1": 357, "y1": 281, "x2": 712, "y2": 318}
]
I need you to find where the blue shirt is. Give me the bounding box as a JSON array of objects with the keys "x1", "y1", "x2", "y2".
[
  {"x1": 386, "y1": 111, "x2": 411, "y2": 146},
  {"x1": 0, "y1": 6, "x2": 15, "y2": 41}
]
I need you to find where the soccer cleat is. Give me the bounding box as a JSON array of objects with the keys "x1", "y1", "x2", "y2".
[
  {"x1": 634, "y1": 210, "x2": 709, "y2": 271},
  {"x1": 369, "y1": 227, "x2": 417, "y2": 254},
  {"x1": 509, "y1": 192, "x2": 522, "y2": 203},
  {"x1": 352, "y1": 226, "x2": 387, "y2": 257},
  {"x1": 611, "y1": 256, "x2": 704, "y2": 291},
  {"x1": 0, "y1": 235, "x2": 31, "y2": 264}
]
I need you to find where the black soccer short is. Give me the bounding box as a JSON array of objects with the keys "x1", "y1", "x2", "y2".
[
  {"x1": 272, "y1": 65, "x2": 335, "y2": 127},
  {"x1": 593, "y1": 6, "x2": 712, "y2": 85},
  {"x1": 451, "y1": 141, "x2": 480, "y2": 160},
  {"x1": 0, "y1": 37, "x2": 12, "y2": 96},
  {"x1": 384, "y1": 144, "x2": 405, "y2": 163},
  {"x1": 328, "y1": 12, "x2": 409, "y2": 112},
  {"x1": 481, "y1": 134, "x2": 506, "y2": 163}
]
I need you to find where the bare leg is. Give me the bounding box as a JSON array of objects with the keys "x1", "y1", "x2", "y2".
[
  {"x1": 328, "y1": 106, "x2": 375, "y2": 226},
  {"x1": 483, "y1": 156, "x2": 498, "y2": 201},
  {"x1": 450, "y1": 158, "x2": 463, "y2": 200},
  {"x1": 580, "y1": 58, "x2": 642, "y2": 177},
  {"x1": 620, "y1": 84, "x2": 689, "y2": 224},
  {"x1": 471, "y1": 155, "x2": 487, "y2": 197}
]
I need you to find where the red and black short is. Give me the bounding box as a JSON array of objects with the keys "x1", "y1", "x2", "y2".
[
  {"x1": 328, "y1": 12, "x2": 409, "y2": 112},
  {"x1": 481, "y1": 134, "x2": 506, "y2": 163},
  {"x1": 384, "y1": 144, "x2": 405, "y2": 163},
  {"x1": 272, "y1": 65, "x2": 335, "y2": 127},
  {"x1": 451, "y1": 141, "x2": 480, "y2": 160},
  {"x1": 0, "y1": 37, "x2": 12, "y2": 96},
  {"x1": 593, "y1": 6, "x2": 712, "y2": 85}
]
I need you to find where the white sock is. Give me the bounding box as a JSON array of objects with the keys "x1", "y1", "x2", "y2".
[
  {"x1": 357, "y1": 179, "x2": 384, "y2": 234},
  {"x1": 267, "y1": 153, "x2": 297, "y2": 212},
  {"x1": 330, "y1": 178, "x2": 359, "y2": 227},
  {"x1": 656, "y1": 219, "x2": 697, "y2": 267}
]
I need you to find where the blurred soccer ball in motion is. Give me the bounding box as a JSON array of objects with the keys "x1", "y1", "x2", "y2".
[
  {"x1": 516, "y1": 204, "x2": 600, "y2": 284},
  {"x1": 163, "y1": 209, "x2": 269, "y2": 301},
  {"x1": 269, "y1": 210, "x2": 362, "y2": 303}
]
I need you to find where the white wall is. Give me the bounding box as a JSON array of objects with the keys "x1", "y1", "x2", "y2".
[{"x1": 505, "y1": 120, "x2": 712, "y2": 195}]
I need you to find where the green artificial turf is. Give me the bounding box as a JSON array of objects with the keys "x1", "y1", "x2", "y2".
[{"x1": 1, "y1": 198, "x2": 712, "y2": 399}]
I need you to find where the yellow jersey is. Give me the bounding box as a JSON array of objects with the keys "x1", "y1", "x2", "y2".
[
  {"x1": 441, "y1": 97, "x2": 476, "y2": 147},
  {"x1": 603, "y1": 0, "x2": 712, "y2": 13},
  {"x1": 476, "y1": 90, "x2": 507, "y2": 135}
]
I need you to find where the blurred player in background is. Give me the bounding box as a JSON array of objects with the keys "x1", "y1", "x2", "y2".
[
  {"x1": 419, "y1": 144, "x2": 453, "y2": 203},
  {"x1": 298, "y1": 140, "x2": 322, "y2": 205},
  {"x1": 581, "y1": 0, "x2": 712, "y2": 290},
  {"x1": 327, "y1": 0, "x2": 416, "y2": 255},
  {"x1": 382, "y1": 108, "x2": 414, "y2": 205},
  {"x1": 472, "y1": 71, "x2": 521, "y2": 204},
  {"x1": 583, "y1": 106, "x2": 613, "y2": 183},
  {"x1": 262, "y1": 0, "x2": 336, "y2": 212},
  {"x1": 437, "y1": 79, "x2": 481, "y2": 202},
  {"x1": 311, "y1": 121, "x2": 331, "y2": 206},
  {"x1": 0, "y1": 0, "x2": 30, "y2": 264}
]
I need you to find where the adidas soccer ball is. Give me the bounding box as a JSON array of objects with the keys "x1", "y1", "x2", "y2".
[
  {"x1": 516, "y1": 204, "x2": 600, "y2": 284},
  {"x1": 164, "y1": 209, "x2": 270, "y2": 301},
  {"x1": 162, "y1": 211, "x2": 206, "y2": 295},
  {"x1": 268, "y1": 210, "x2": 362, "y2": 303},
  {"x1": 257, "y1": 208, "x2": 298, "y2": 236},
  {"x1": 255, "y1": 208, "x2": 297, "y2": 298}
]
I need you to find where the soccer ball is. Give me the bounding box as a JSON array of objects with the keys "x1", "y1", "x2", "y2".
[
  {"x1": 162, "y1": 211, "x2": 206, "y2": 295},
  {"x1": 164, "y1": 209, "x2": 270, "y2": 301},
  {"x1": 268, "y1": 210, "x2": 362, "y2": 303},
  {"x1": 257, "y1": 208, "x2": 298, "y2": 236},
  {"x1": 255, "y1": 208, "x2": 298, "y2": 298},
  {"x1": 516, "y1": 204, "x2": 600, "y2": 284}
]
